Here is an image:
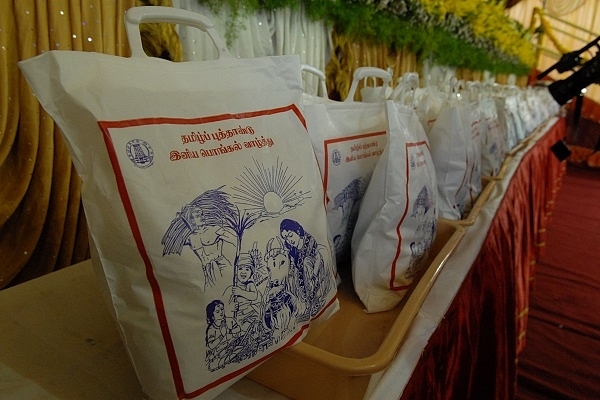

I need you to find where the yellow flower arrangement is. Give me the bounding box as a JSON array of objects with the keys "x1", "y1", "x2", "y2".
[
  {"x1": 418, "y1": 0, "x2": 536, "y2": 67},
  {"x1": 200, "y1": 0, "x2": 536, "y2": 75}
]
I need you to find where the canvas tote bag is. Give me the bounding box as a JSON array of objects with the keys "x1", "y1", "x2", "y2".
[
  {"x1": 19, "y1": 6, "x2": 338, "y2": 400},
  {"x1": 479, "y1": 95, "x2": 506, "y2": 177},
  {"x1": 428, "y1": 94, "x2": 470, "y2": 220},
  {"x1": 303, "y1": 67, "x2": 390, "y2": 268},
  {"x1": 351, "y1": 77, "x2": 438, "y2": 313}
]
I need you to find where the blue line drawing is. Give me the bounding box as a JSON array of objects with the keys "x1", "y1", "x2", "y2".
[
  {"x1": 161, "y1": 188, "x2": 239, "y2": 290},
  {"x1": 261, "y1": 236, "x2": 300, "y2": 344},
  {"x1": 205, "y1": 299, "x2": 242, "y2": 371},
  {"x1": 405, "y1": 185, "x2": 437, "y2": 279},
  {"x1": 331, "y1": 177, "x2": 368, "y2": 264},
  {"x1": 160, "y1": 159, "x2": 334, "y2": 372},
  {"x1": 230, "y1": 157, "x2": 311, "y2": 222},
  {"x1": 280, "y1": 218, "x2": 334, "y2": 319},
  {"x1": 222, "y1": 242, "x2": 267, "y2": 332}
]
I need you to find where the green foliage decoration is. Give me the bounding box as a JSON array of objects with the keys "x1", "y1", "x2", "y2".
[{"x1": 198, "y1": 0, "x2": 535, "y2": 75}]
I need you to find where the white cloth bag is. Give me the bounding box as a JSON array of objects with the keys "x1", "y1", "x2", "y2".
[
  {"x1": 303, "y1": 67, "x2": 389, "y2": 268},
  {"x1": 19, "y1": 7, "x2": 338, "y2": 400},
  {"x1": 479, "y1": 97, "x2": 506, "y2": 177},
  {"x1": 351, "y1": 100, "x2": 438, "y2": 313},
  {"x1": 304, "y1": 101, "x2": 387, "y2": 268},
  {"x1": 495, "y1": 95, "x2": 519, "y2": 152},
  {"x1": 428, "y1": 98, "x2": 469, "y2": 220},
  {"x1": 459, "y1": 84, "x2": 482, "y2": 216}
]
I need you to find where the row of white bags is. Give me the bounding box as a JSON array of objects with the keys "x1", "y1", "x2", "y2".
[
  {"x1": 20, "y1": 7, "x2": 340, "y2": 400},
  {"x1": 17, "y1": 6, "x2": 560, "y2": 399},
  {"x1": 18, "y1": 7, "x2": 440, "y2": 400},
  {"x1": 415, "y1": 79, "x2": 560, "y2": 219},
  {"x1": 349, "y1": 68, "x2": 561, "y2": 220},
  {"x1": 303, "y1": 67, "x2": 438, "y2": 314}
]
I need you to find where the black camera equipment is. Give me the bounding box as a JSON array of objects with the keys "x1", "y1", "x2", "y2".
[{"x1": 537, "y1": 36, "x2": 600, "y2": 160}]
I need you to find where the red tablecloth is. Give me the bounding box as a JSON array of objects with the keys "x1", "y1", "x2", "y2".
[{"x1": 399, "y1": 117, "x2": 566, "y2": 400}]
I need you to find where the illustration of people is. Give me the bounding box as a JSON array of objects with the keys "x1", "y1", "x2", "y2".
[
  {"x1": 412, "y1": 186, "x2": 433, "y2": 221},
  {"x1": 187, "y1": 207, "x2": 237, "y2": 288},
  {"x1": 262, "y1": 236, "x2": 300, "y2": 344},
  {"x1": 332, "y1": 178, "x2": 363, "y2": 220},
  {"x1": 223, "y1": 244, "x2": 264, "y2": 332},
  {"x1": 331, "y1": 178, "x2": 366, "y2": 264},
  {"x1": 412, "y1": 186, "x2": 437, "y2": 239},
  {"x1": 280, "y1": 218, "x2": 334, "y2": 318},
  {"x1": 162, "y1": 188, "x2": 238, "y2": 291},
  {"x1": 205, "y1": 299, "x2": 241, "y2": 371},
  {"x1": 406, "y1": 241, "x2": 427, "y2": 280},
  {"x1": 406, "y1": 185, "x2": 437, "y2": 279}
]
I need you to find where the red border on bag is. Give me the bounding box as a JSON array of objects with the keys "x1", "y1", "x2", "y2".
[
  {"x1": 98, "y1": 104, "x2": 337, "y2": 399},
  {"x1": 390, "y1": 140, "x2": 431, "y2": 291},
  {"x1": 322, "y1": 130, "x2": 387, "y2": 204}
]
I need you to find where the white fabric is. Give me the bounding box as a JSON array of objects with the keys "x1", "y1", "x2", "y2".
[
  {"x1": 505, "y1": 93, "x2": 527, "y2": 143},
  {"x1": 414, "y1": 86, "x2": 444, "y2": 135},
  {"x1": 494, "y1": 96, "x2": 519, "y2": 152},
  {"x1": 172, "y1": 0, "x2": 273, "y2": 60},
  {"x1": 351, "y1": 101, "x2": 438, "y2": 313},
  {"x1": 428, "y1": 100, "x2": 469, "y2": 220},
  {"x1": 546, "y1": 0, "x2": 587, "y2": 16},
  {"x1": 463, "y1": 100, "x2": 482, "y2": 215},
  {"x1": 304, "y1": 99, "x2": 387, "y2": 268},
  {"x1": 173, "y1": 1, "x2": 330, "y2": 97},
  {"x1": 479, "y1": 97, "x2": 506, "y2": 177}
]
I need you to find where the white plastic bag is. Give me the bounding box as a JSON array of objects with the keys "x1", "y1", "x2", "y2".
[
  {"x1": 494, "y1": 95, "x2": 519, "y2": 152},
  {"x1": 428, "y1": 95, "x2": 469, "y2": 220},
  {"x1": 303, "y1": 67, "x2": 389, "y2": 267},
  {"x1": 346, "y1": 66, "x2": 393, "y2": 103},
  {"x1": 351, "y1": 96, "x2": 438, "y2": 313},
  {"x1": 19, "y1": 7, "x2": 338, "y2": 400},
  {"x1": 413, "y1": 77, "x2": 444, "y2": 135},
  {"x1": 479, "y1": 96, "x2": 506, "y2": 176},
  {"x1": 460, "y1": 82, "x2": 482, "y2": 215},
  {"x1": 504, "y1": 90, "x2": 527, "y2": 143}
]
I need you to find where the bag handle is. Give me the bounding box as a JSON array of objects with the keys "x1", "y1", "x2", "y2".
[
  {"x1": 346, "y1": 67, "x2": 392, "y2": 102},
  {"x1": 301, "y1": 64, "x2": 328, "y2": 98},
  {"x1": 390, "y1": 72, "x2": 419, "y2": 107},
  {"x1": 467, "y1": 81, "x2": 482, "y2": 102},
  {"x1": 125, "y1": 6, "x2": 233, "y2": 59}
]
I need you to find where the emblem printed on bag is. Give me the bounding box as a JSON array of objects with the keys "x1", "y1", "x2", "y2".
[
  {"x1": 331, "y1": 149, "x2": 341, "y2": 166},
  {"x1": 161, "y1": 159, "x2": 335, "y2": 372},
  {"x1": 126, "y1": 139, "x2": 154, "y2": 168}
]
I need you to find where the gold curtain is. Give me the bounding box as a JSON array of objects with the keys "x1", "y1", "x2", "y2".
[
  {"x1": 0, "y1": 0, "x2": 181, "y2": 289},
  {"x1": 546, "y1": 0, "x2": 587, "y2": 16}
]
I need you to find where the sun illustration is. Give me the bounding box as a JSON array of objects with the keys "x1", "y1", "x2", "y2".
[
  {"x1": 231, "y1": 158, "x2": 311, "y2": 218},
  {"x1": 263, "y1": 191, "x2": 284, "y2": 214}
]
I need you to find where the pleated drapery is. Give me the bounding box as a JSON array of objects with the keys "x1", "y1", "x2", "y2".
[
  {"x1": 399, "y1": 118, "x2": 566, "y2": 400},
  {"x1": 0, "y1": 0, "x2": 184, "y2": 289}
]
